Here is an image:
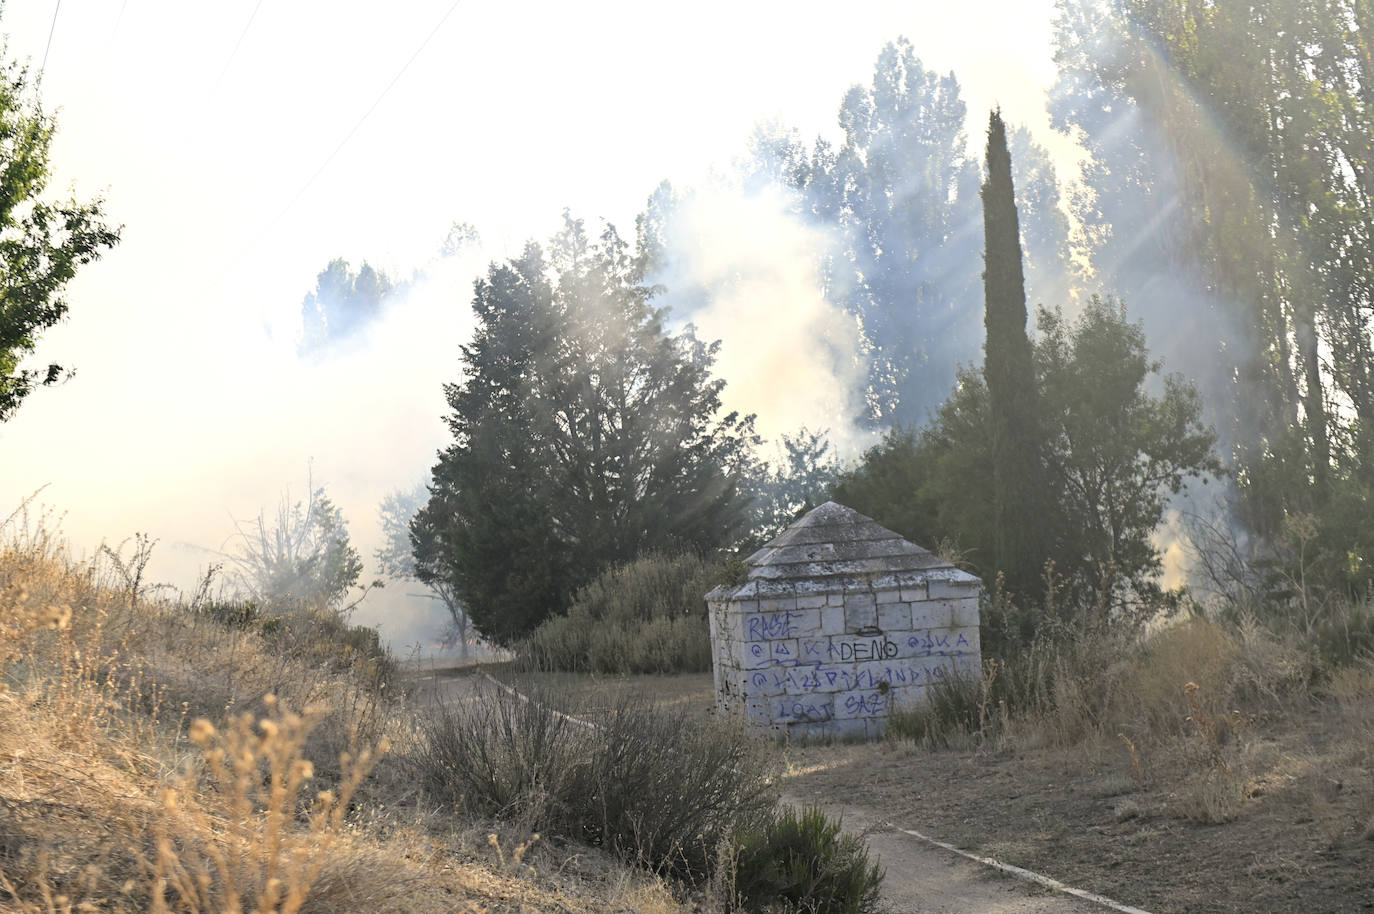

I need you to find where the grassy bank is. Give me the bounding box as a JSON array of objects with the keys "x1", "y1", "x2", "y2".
[{"x1": 0, "y1": 513, "x2": 699, "y2": 913}]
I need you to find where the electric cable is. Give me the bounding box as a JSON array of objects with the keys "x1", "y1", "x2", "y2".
[
  {"x1": 216, "y1": 0, "x2": 266, "y2": 90},
  {"x1": 39, "y1": 0, "x2": 62, "y2": 83},
  {"x1": 266, "y1": 0, "x2": 463, "y2": 237}
]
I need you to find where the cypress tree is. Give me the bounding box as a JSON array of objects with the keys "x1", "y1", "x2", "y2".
[
  {"x1": 981, "y1": 108, "x2": 1047, "y2": 601},
  {"x1": 414, "y1": 218, "x2": 754, "y2": 644}
]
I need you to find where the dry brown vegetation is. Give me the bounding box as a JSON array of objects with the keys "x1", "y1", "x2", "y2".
[
  {"x1": 0, "y1": 504, "x2": 694, "y2": 914},
  {"x1": 790, "y1": 612, "x2": 1374, "y2": 912}
]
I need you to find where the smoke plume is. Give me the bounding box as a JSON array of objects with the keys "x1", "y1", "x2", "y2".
[{"x1": 652, "y1": 184, "x2": 873, "y2": 460}]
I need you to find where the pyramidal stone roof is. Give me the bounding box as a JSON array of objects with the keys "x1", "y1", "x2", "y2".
[{"x1": 708, "y1": 501, "x2": 980, "y2": 601}]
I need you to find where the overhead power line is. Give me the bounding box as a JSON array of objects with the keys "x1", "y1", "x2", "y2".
[
  {"x1": 216, "y1": 0, "x2": 266, "y2": 90},
  {"x1": 272, "y1": 0, "x2": 464, "y2": 229},
  {"x1": 217, "y1": 0, "x2": 464, "y2": 280},
  {"x1": 40, "y1": 0, "x2": 62, "y2": 83}
]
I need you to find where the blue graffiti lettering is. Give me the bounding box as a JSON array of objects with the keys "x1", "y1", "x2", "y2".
[
  {"x1": 747, "y1": 611, "x2": 803, "y2": 640},
  {"x1": 843, "y1": 692, "x2": 886, "y2": 716}
]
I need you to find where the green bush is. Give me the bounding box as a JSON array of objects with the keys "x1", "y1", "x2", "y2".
[
  {"x1": 730, "y1": 805, "x2": 883, "y2": 914},
  {"x1": 1312, "y1": 599, "x2": 1374, "y2": 669},
  {"x1": 405, "y1": 683, "x2": 777, "y2": 882},
  {"x1": 519, "y1": 551, "x2": 720, "y2": 673},
  {"x1": 885, "y1": 670, "x2": 986, "y2": 749}
]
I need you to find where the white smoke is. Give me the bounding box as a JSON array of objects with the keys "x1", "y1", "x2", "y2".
[
  {"x1": 5, "y1": 241, "x2": 486, "y2": 652},
  {"x1": 655, "y1": 184, "x2": 874, "y2": 460}
]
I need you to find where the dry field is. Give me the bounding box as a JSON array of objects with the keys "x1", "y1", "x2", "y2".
[
  {"x1": 505, "y1": 629, "x2": 1374, "y2": 914},
  {"x1": 784, "y1": 696, "x2": 1374, "y2": 914},
  {"x1": 0, "y1": 515, "x2": 691, "y2": 914},
  {"x1": 6, "y1": 503, "x2": 1371, "y2": 914}
]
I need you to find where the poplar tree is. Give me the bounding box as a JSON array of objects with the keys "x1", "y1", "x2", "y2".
[
  {"x1": 981, "y1": 108, "x2": 1047, "y2": 601},
  {"x1": 0, "y1": 52, "x2": 120, "y2": 422}
]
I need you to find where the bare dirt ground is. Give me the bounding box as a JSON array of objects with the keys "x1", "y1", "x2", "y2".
[
  {"x1": 403, "y1": 668, "x2": 1374, "y2": 914},
  {"x1": 782, "y1": 706, "x2": 1374, "y2": 914},
  {"x1": 778, "y1": 792, "x2": 1111, "y2": 914}
]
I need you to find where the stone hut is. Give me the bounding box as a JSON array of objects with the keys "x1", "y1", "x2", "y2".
[{"x1": 706, "y1": 501, "x2": 981, "y2": 740}]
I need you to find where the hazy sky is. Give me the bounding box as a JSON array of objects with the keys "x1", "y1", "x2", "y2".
[{"x1": 0, "y1": 1, "x2": 1074, "y2": 642}]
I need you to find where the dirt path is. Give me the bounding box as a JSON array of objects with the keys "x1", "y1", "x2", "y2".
[
  {"x1": 781, "y1": 794, "x2": 1127, "y2": 914},
  {"x1": 411, "y1": 670, "x2": 1139, "y2": 914}
]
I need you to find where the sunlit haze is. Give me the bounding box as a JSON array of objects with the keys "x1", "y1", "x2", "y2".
[{"x1": 0, "y1": 1, "x2": 1073, "y2": 645}]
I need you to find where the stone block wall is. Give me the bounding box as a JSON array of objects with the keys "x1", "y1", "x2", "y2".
[{"x1": 708, "y1": 572, "x2": 981, "y2": 741}]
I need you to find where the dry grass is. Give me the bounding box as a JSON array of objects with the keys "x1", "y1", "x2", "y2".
[
  {"x1": 884, "y1": 612, "x2": 1336, "y2": 827},
  {"x1": 0, "y1": 505, "x2": 695, "y2": 914}
]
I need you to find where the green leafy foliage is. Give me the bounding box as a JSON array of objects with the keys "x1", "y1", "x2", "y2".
[
  {"x1": 834, "y1": 297, "x2": 1217, "y2": 638},
  {"x1": 747, "y1": 427, "x2": 840, "y2": 543},
  {"x1": 730, "y1": 805, "x2": 884, "y2": 914},
  {"x1": 671, "y1": 40, "x2": 1076, "y2": 429},
  {"x1": 1036, "y1": 298, "x2": 1220, "y2": 608},
  {"x1": 416, "y1": 214, "x2": 755, "y2": 644},
  {"x1": 0, "y1": 48, "x2": 120, "y2": 421},
  {"x1": 830, "y1": 428, "x2": 942, "y2": 551},
  {"x1": 518, "y1": 551, "x2": 720, "y2": 674},
  {"x1": 1051, "y1": 0, "x2": 1374, "y2": 596}
]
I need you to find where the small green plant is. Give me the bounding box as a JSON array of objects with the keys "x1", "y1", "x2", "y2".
[
  {"x1": 886, "y1": 658, "x2": 1011, "y2": 750},
  {"x1": 730, "y1": 805, "x2": 883, "y2": 914},
  {"x1": 518, "y1": 551, "x2": 720, "y2": 674},
  {"x1": 886, "y1": 671, "x2": 984, "y2": 749}
]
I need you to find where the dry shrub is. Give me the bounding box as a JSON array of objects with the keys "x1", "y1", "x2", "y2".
[
  {"x1": 1122, "y1": 620, "x2": 1239, "y2": 734},
  {"x1": 1313, "y1": 660, "x2": 1374, "y2": 842},
  {"x1": 1017, "y1": 628, "x2": 1124, "y2": 748},
  {"x1": 1181, "y1": 766, "x2": 1248, "y2": 824},
  {"x1": 1, "y1": 506, "x2": 696, "y2": 914},
  {"x1": 886, "y1": 661, "x2": 1007, "y2": 750},
  {"x1": 1037, "y1": 617, "x2": 1307, "y2": 751},
  {"x1": 949, "y1": 615, "x2": 1313, "y2": 810},
  {"x1": 405, "y1": 682, "x2": 777, "y2": 883},
  {"x1": 0, "y1": 688, "x2": 153, "y2": 911},
  {"x1": 148, "y1": 698, "x2": 393, "y2": 914},
  {"x1": 0, "y1": 511, "x2": 401, "y2": 912}
]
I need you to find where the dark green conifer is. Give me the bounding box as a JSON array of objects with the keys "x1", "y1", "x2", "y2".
[{"x1": 981, "y1": 108, "x2": 1047, "y2": 602}]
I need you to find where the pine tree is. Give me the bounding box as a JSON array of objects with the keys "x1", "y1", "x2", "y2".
[
  {"x1": 981, "y1": 108, "x2": 1047, "y2": 601},
  {"x1": 415, "y1": 216, "x2": 754, "y2": 644}
]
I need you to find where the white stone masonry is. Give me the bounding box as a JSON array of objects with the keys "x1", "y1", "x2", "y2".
[{"x1": 707, "y1": 502, "x2": 982, "y2": 741}]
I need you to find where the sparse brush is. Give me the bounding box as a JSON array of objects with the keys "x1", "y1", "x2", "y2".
[
  {"x1": 403, "y1": 682, "x2": 776, "y2": 883},
  {"x1": 1119, "y1": 732, "x2": 1144, "y2": 783},
  {"x1": 885, "y1": 669, "x2": 987, "y2": 750},
  {"x1": 1, "y1": 506, "x2": 695, "y2": 914},
  {"x1": 582, "y1": 695, "x2": 776, "y2": 880},
  {"x1": 1181, "y1": 766, "x2": 1247, "y2": 824},
  {"x1": 148, "y1": 697, "x2": 389, "y2": 914},
  {"x1": 405, "y1": 679, "x2": 590, "y2": 827}
]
